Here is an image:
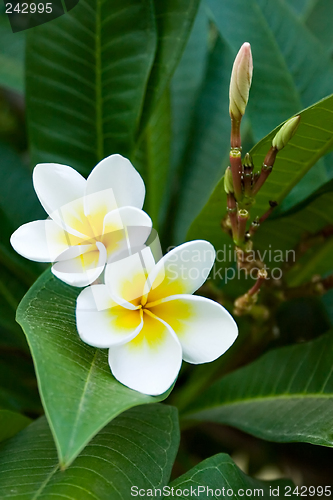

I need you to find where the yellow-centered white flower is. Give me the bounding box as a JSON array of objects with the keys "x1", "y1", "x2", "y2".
[
  {"x1": 76, "y1": 241, "x2": 238, "y2": 395},
  {"x1": 10, "y1": 154, "x2": 152, "y2": 287}
]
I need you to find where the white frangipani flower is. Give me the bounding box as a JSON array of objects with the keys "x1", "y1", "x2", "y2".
[
  {"x1": 76, "y1": 241, "x2": 238, "y2": 395},
  {"x1": 10, "y1": 154, "x2": 152, "y2": 287}
]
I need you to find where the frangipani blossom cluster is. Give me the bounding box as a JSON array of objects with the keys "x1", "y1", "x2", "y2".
[
  {"x1": 11, "y1": 154, "x2": 152, "y2": 287},
  {"x1": 11, "y1": 153, "x2": 238, "y2": 395}
]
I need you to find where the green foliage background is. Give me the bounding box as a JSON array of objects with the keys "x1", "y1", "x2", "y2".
[{"x1": 0, "y1": 0, "x2": 333, "y2": 495}]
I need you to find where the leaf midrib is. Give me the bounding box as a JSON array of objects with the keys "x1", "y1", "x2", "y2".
[
  {"x1": 251, "y1": 0, "x2": 302, "y2": 111},
  {"x1": 31, "y1": 464, "x2": 60, "y2": 500},
  {"x1": 64, "y1": 349, "x2": 99, "y2": 465},
  {"x1": 187, "y1": 392, "x2": 333, "y2": 417}
]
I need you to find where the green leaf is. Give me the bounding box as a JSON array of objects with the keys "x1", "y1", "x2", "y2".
[
  {"x1": 133, "y1": 89, "x2": 171, "y2": 230},
  {"x1": 303, "y1": 0, "x2": 333, "y2": 53},
  {"x1": 0, "y1": 13, "x2": 25, "y2": 93},
  {"x1": 184, "y1": 333, "x2": 333, "y2": 448},
  {"x1": 170, "y1": 454, "x2": 294, "y2": 499},
  {"x1": 187, "y1": 95, "x2": 333, "y2": 260},
  {"x1": 276, "y1": 156, "x2": 332, "y2": 214},
  {"x1": 174, "y1": 34, "x2": 235, "y2": 242},
  {"x1": 208, "y1": 0, "x2": 333, "y2": 140},
  {"x1": 0, "y1": 142, "x2": 44, "y2": 230},
  {"x1": 253, "y1": 180, "x2": 333, "y2": 286},
  {"x1": 138, "y1": 0, "x2": 201, "y2": 134},
  {"x1": 0, "y1": 410, "x2": 31, "y2": 443},
  {"x1": 0, "y1": 404, "x2": 179, "y2": 497},
  {"x1": 170, "y1": 2, "x2": 209, "y2": 174},
  {"x1": 251, "y1": 94, "x2": 333, "y2": 218},
  {"x1": 254, "y1": 179, "x2": 333, "y2": 252},
  {"x1": 17, "y1": 269, "x2": 172, "y2": 468},
  {"x1": 285, "y1": 0, "x2": 309, "y2": 16},
  {"x1": 26, "y1": 0, "x2": 157, "y2": 175}
]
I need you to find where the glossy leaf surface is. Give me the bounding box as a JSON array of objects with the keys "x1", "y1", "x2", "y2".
[
  {"x1": 17, "y1": 270, "x2": 171, "y2": 467},
  {"x1": 185, "y1": 334, "x2": 333, "y2": 447},
  {"x1": 0, "y1": 404, "x2": 179, "y2": 498},
  {"x1": 26, "y1": 0, "x2": 157, "y2": 174},
  {"x1": 170, "y1": 454, "x2": 294, "y2": 499}
]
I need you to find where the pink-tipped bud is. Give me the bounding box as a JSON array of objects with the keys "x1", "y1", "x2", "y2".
[
  {"x1": 272, "y1": 115, "x2": 300, "y2": 151},
  {"x1": 229, "y1": 42, "x2": 253, "y2": 121}
]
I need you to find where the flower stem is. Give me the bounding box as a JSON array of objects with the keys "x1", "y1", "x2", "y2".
[
  {"x1": 230, "y1": 118, "x2": 243, "y2": 201},
  {"x1": 248, "y1": 268, "x2": 268, "y2": 296},
  {"x1": 227, "y1": 194, "x2": 238, "y2": 241},
  {"x1": 235, "y1": 209, "x2": 249, "y2": 247},
  {"x1": 249, "y1": 201, "x2": 278, "y2": 237},
  {"x1": 251, "y1": 147, "x2": 278, "y2": 196}
]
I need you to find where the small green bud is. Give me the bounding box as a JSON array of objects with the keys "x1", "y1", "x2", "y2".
[
  {"x1": 243, "y1": 152, "x2": 254, "y2": 170},
  {"x1": 272, "y1": 115, "x2": 300, "y2": 151},
  {"x1": 224, "y1": 166, "x2": 234, "y2": 194},
  {"x1": 229, "y1": 42, "x2": 253, "y2": 121}
]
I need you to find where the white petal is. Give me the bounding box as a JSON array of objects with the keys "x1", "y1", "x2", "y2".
[
  {"x1": 10, "y1": 219, "x2": 74, "y2": 262},
  {"x1": 146, "y1": 240, "x2": 215, "y2": 303},
  {"x1": 76, "y1": 285, "x2": 143, "y2": 348},
  {"x1": 149, "y1": 295, "x2": 238, "y2": 363},
  {"x1": 105, "y1": 246, "x2": 155, "y2": 309},
  {"x1": 108, "y1": 312, "x2": 182, "y2": 395},
  {"x1": 33, "y1": 163, "x2": 86, "y2": 218},
  {"x1": 85, "y1": 154, "x2": 145, "y2": 217},
  {"x1": 102, "y1": 207, "x2": 152, "y2": 261},
  {"x1": 52, "y1": 241, "x2": 107, "y2": 287}
]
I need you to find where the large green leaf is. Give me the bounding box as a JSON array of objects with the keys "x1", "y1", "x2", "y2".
[
  {"x1": 17, "y1": 270, "x2": 171, "y2": 468},
  {"x1": 185, "y1": 333, "x2": 333, "y2": 447},
  {"x1": 0, "y1": 142, "x2": 44, "y2": 230},
  {"x1": 0, "y1": 12, "x2": 25, "y2": 93},
  {"x1": 0, "y1": 410, "x2": 30, "y2": 443},
  {"x1": 133, "y1": 89, "x2": 171, "y2": 230},
  {"x1": 252, "y1": 180, "x2": 333, "y2": 286},
  {"x1": 174, "y1": 34, "x2": 235, "y2": 242},
  {"x1": 26, "y1": 0, "x2": 157, "y2": 175},
  {"x1": 138, "y1": 0, "x2": 201, "y2": 134},
  {"x1": 250, "y1": 95, "x2": 333, "y2": 219},
  {"x1": 303, "y1": 0, "x2": 333, "y2": 54},
  {"x1": 170, "y1": 454, "x2": 294, "y2": 499},
  {"x1": 0, "y1": 404, "x2": 179, "y2": 498},
  {"x1": 257, "y1": 179, "x2": 333, "y2": 244},
  {"x1": 285, "y1": 0, "x2": 309, "y2": 16},
  {"x1": 170, "y1": 1, "x2": 208, "y2": 173},
  {"x1": 187, "y1": 95, "x2": 333, "y2": 262},
  {"x1": 208, "y1": 0, "x2": 333, "y2": 141}
]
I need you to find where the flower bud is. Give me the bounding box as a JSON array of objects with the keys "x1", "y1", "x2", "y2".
[
  {"x1": 229, "y1": 42, "x2": 253, "y2": 121},
  {"x1": 224, "y1": 166, "x2": 234, "y2": 194},
  {"x1": 272, "y1": 115, "x2": 300, "y2": 151},
  {"x1": 243, "y1": 152, "x2": 254, "y2": 170}
]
